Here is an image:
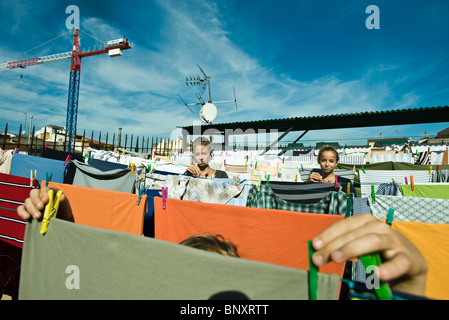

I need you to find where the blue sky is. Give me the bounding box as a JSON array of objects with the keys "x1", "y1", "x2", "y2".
[{"x1": 0, "y1": 0, "x2": 448, "y2": 147}]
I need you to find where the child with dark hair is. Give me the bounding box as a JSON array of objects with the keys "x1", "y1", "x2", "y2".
[{"x1": 179, "y1": 234, "x2": 239, "y2": 257}]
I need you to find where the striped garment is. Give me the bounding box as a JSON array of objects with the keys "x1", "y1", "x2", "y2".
[
  {"x1": 0, "y1": 173, "x2": 39, "y2": 248},
  {"x1": 359, "y1": 170, "x2": 432, "y2": 197},
  {"x1": 246, "y1": 184, "x2": 348, "y2": 215},
  {"x1": 266, "y1": 181, "x2": 341, "y2": 204}
]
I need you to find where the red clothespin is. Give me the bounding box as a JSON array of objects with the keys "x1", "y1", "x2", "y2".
[
  {"x1": 404, "y1": 177, "x2": 408, "y2": 185},
  {"x1": 63, "y1": 154, "x2": 71, "y2": 166},
  {"x1": 410, "y1": 175, "x2": 414, "y2": 191},
  {"x1": 437, "y1": 165, "x2": 440, "y2": 175},
  {"x1": 334, "y1": 174, "x2": 338, "y2": 189},
  {"x1": 161, "y1": 187, "x2": 168, "y2": 209},
  {"x1": 44, "y1": 142, "x2": 49, "y2": 151}
]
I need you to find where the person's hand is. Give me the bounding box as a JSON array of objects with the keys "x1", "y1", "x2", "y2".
[
  {"x1": 311, "y1": 214, "x2": 428, "y2": 297},
  {"x1": 307, "y1": 172, "x2": 322, "y2": 182},
  {"x1": 322, "y1": 176, "x2": 335, "y2": 183},
  {"x1": 186, "y1": 164, "x2": 202, "y2": 177},
  {"x1": 17, "y1": 187, "x2": 74, "y2": 222}
]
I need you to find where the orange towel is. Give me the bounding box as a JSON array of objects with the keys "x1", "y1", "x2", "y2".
[
  {"x1": 154, "y1": 197, "x2": 346, "y2": 277},
  {"x1": 45, "y1": 181, "x2": 146, "y2": 236},
  {"x1": 392, "y1": 220, "x2": 449, "y2": 300}
]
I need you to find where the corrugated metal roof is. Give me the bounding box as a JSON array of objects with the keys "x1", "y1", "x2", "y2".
[{"x1": 179, "y1": 105, "x2": 449, "y2": 135}]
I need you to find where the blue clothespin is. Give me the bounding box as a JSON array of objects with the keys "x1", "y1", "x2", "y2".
[
  {"x1": 136, "y1": 185, "x2": 149, "y2": 205},
  {"x1": 45, "y1": 172, "x2": 53, "y2": 183}
]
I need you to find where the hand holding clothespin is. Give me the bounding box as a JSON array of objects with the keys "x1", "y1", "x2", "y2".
[{"x1": 40, "y1": 189, "x2": 63, "y2": 235}]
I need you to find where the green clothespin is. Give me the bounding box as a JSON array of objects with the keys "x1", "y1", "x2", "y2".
[
  {"x1": 345, "y1": 193, "x2": 353, "y2": 218},
  {"x1": 386, "y1": 208, "x2": 394, "y2": 226},
  {"x1": 359, "y1": 253, "x2": 392, "y2": 300},
  {"x1": 371, "y1": 185, "x2": 375, "y2": 203},
  {"x1": 308, "y1": 240, "x2": 318, "y2": 300},
  {"x1": 266, "y1": 174, "x2": 270, "y2": 186},
  {"x1": 361, "y1": 166, "x2": 366, "y2": 174},
  {"x1": 255, "y1": 161, "x2": 258, "y2": 170}
]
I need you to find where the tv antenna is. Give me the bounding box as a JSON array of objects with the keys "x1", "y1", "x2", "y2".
[{"x1": 178, "y1": 65, "x2": 237, "y2": 124}]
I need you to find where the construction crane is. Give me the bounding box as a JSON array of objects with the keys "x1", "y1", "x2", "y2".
[{"x1": 0, "y1": 28, "x2": 132, "y2": 152}]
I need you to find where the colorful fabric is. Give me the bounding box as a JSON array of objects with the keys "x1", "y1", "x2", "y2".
[
  {"x1": 45, "y1": 182, "x2": 146, "y2": 235},
  {"x1": 10, "y1": 153, "x2": 67, "y2": 184},
  {"x1": 0, "y1": 173, "x2": 39, "y2": 248},
  {"x1": 246, "y1": 184, "x2": 348, "y2": 215},
  {"x1": 0, "y1": 149, "x2": 14, "y2": 174},
  {"x1": 392, "y1": 220, "x2": 449, "y2": 300},
  {"x1": 266, "y1": 181, "x2": 341, "y2": 204},
  {"x1": 0, "y1": 241, "x2": 21, "y2": 299},
  {"x1": 19, "y1": 218, "x2": 341, "y2": 300},
  {"x1": 375, "y1": 182, "x2": 399, "y2": 196},
  {"x1": 71, "y1": 159, "x2": 136, "y2": 193},
  {"x1": 154, "y1": 197, "x2": 346, "y2": 278},
  {"x1": 359, "y1": 170, "x2": 431, "y2": 198},
  {"x1": 399, "y1": 184, "x2": 449, "y2": 200},
  {"x1": 164, "y1": 175, "x2": 243, "y2": 204},
  {"x1": 368, "y1": 194, "x2": 449, "y2": 224}
]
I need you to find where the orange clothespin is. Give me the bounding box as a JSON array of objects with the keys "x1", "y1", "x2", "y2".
[
  {"x1": 347, "y1": 183, "x2": 351, "y2": 197},
  {"x1": 410, "y1": 175, "x2": 414, "y2": 191}
]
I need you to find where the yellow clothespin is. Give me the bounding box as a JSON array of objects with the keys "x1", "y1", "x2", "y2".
[
  {"x1": 233, "y1": 176, "x2": 239, "y2": 185},
  {"x1": 257, "y1": 175, "x2": 261, "y2": 191},
  {"x1": 295, "y1": 174, "x2": 298, "y2": 182},
  {"x1": 40, "y1": 189, "x2": 63, "y2": 235},
  {"x1": 347, "y1": 183, "x2": 351, "y2": 197},
  {"x1": 250, "y1": 169, "x2": 254, "y2": 178},
  {"x1": 429, "y1": 166, "x2": 432, "y2": 175},
  {"x1": 131, "y1": 163, "x2": 135, "y2": 176}
]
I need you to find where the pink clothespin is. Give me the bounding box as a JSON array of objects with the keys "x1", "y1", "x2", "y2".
[
  {"x1": 44, "y1": 142, "x2": 49, "y2": 151},
  {"x1": 161, "y1": 187, "x2": 168, "y2": 209},
  {"x1": 334, "y1": 175, "x2": 338, "y2": 189},
  {"x1": 404, "y1": 177, "x2": 408, "y2": 185},
  {"x1": 63, "y1": 155, "x2": 71, "y2": 166}
]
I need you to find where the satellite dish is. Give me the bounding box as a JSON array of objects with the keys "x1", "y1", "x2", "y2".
[{"x1": 200, "y1": 103, "x2": 217, "y2": 123}]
